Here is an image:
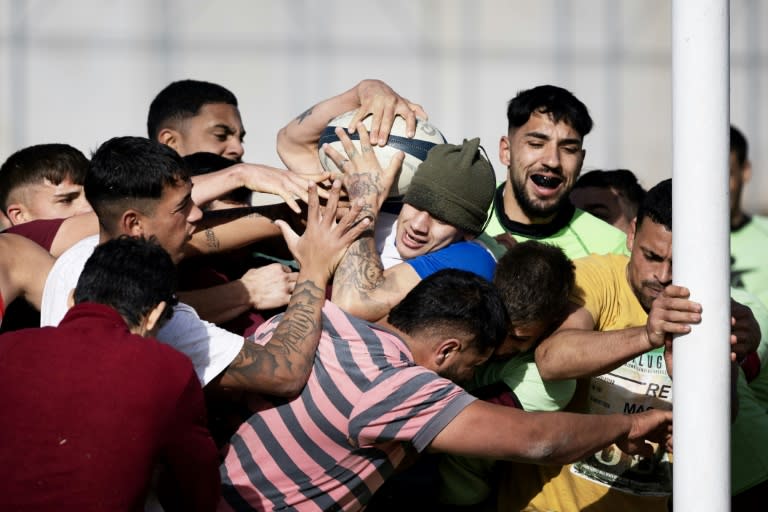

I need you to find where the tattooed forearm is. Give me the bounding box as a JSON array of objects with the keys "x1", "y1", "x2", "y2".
[
  {"x1": 331, "y1": 230, "x2": 401, "y2": 321},
  {"x1": 269, "y1": 286, "x2": 324, "y2": 354},
  {"x1": 344, "y1": 170, "x2": 386, "y2": 223},
  {"x1": 205, "y1": 228, "x2": 220, "y2": 251},
  {"x1": 222, "y1": 279, "x2": 326, "y2": 395},
  {"x1": 335, "y1": 236, "x2": 385, "y2": 292}
]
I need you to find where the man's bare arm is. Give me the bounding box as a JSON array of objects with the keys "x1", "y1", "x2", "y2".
[
  {"x1": 277, "y1": 79, "x2": 426, "y2": 174},
  {"x1": 49, "y1": 212, "x2": 99, "y2": 257},
  {"x1": 184, "y1": 209, "x2": 282, "y2": 257},
  {"x1": 319, "y1": 123, "x2": 419, "y2": 321},
  {"x1": 177, "y1": 264, "x2": 296, "y2": 325},
  {"x1": 535, "y1": 303, "x2": 652, "y2": 380},
  {"x1": 536, "y1": 285, "x2": 702, "y2": 381},
  {"x1": 215, "y1": 182, "x2": 371, "y2": 395},
  {"x1": 215, "y1": 277, "x2": 327, "y2": 395},
  {"x1": 190, "y1": 162, "x2": 329, "y2": 214},
  {"x1": 428, "y1": 400, "x2": 672, "y2": 465},
  {"x1": 0, "y1": 233, "x2": 54, "y2": 310}
]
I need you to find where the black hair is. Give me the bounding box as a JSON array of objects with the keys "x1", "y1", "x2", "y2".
[
  {"x1": 74, "y1": 236, "x2": 178, "y2": 329},
  {"x1": 507, "y1": 85, "x2": 593, "y2": 138},
  {"x1": 730, "y1": 125, "x2": 748, "y2": 167},
  {"x1": 0, "y1": 143, "x2": 89, "y2": 210},
  {"x1": 387, "y1": 269, "x2": 509, "y2": 354},
  {"x1": 494, "y1": 240, "x2": 574, "y2": 331},
  {"x1": 85, "y1": 136, "x2": 189, "y2": 233},
  {"x1": 573, "y1": 169, "x2": 646, "y2": 211},
  {"x1": 147, "y1": 79, "x2": 238, "y2": 139},
  {"x1": 636, "y1": 178, "x2": 672, "y2": 231}
]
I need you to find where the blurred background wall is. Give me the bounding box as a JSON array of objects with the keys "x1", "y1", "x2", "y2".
[{"x1": 1, "y1": 0, "x2": 766, "y2": 211}]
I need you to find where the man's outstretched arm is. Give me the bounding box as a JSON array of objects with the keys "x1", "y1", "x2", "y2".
[
  {"x1": 429, "y1": 399, "x2": 673, "y2": 466},
  {"x1": 536, "y1": 285, "x2": 702, "y2": 380}
]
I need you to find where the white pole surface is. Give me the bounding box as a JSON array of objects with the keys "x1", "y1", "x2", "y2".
[{"x1": 672, "y1": 0, "x2": 731, "y2": 510}]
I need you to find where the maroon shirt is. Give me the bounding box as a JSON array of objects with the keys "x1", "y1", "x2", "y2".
[
  {"x1": 0, "y1": 303, "x2": 220, "y2": 511},
  {"x1": 1, "y1": 218, "x2": 66, "y2": 332},
  {"x1": 3, "y1": 217, "x2": 65, "y2": 251}
]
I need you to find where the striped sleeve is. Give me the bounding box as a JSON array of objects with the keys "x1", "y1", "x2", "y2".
[{"x1": 349, "y1": 366, "x2": 476, "y2": 452}]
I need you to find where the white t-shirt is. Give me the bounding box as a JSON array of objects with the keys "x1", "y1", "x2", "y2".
[
  {"x1": 40, "y1": 235, "x2": 244, "y2": 386},
  {"x1": 375, "y1": 212, "x2": 403, "y2": 270}
]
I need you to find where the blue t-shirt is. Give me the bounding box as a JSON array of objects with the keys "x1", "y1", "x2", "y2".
[{"x1": 406, "y1": 241, "x2": 496, "y2": 281}]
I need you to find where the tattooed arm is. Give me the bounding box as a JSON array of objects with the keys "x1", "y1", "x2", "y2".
[
  {"x1": 322, "y1": 124, "x2": 423, "y2": 322},
  {"x1": 276, "y1": 79, "x2": 426, "y2": 175},
  {"x1": 184, "y1": 209, "x2": 282, "y2": 257},
  {"x1": 215, "y1": 181, "x2": 371, "y2": 395}
]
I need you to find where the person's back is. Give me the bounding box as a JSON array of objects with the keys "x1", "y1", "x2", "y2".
[{"x1": 0, "y1": 237, "x2": 219, "y2": 511}]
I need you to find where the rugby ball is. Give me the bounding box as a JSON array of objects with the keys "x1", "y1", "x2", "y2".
[{"x1": 318, "y1": 109, "x2": 446, "y2": 198}]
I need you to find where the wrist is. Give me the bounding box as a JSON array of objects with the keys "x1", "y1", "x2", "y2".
[
  {"x1": 614, "y1": 414, "x2": 634, "y2": 444},
  {"x1": 297, "y1": 266, "x2": 330, "y2": 288},
  {"x1": 229, "y1": 163, "x2": 248, "y2": 189},
  {"x1": 640, "y1": 325, "x2": 657, "y2": 349}
]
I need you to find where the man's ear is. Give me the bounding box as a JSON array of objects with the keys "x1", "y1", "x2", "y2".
[
  {"x1": 119, "y1": 209, "x2": 144, "y2": 236},
  {"x1": 627, "y1": 217, "x2": 638, "y2": 252},
  {"x1": 743, "y1": 159, "x2": 753, "y2": 184},
  {"x1": 434, "y1": 338, "x2": 462, "y2": 368},
  {"x1": 143, "y1": 301, "x2": 167, "y2": 335},
  {"x1": 6, "y1": 203, "x2": 28, "y2": 225},
  {"x1": 499, "y1": 135, "x2": 511, "y2": 166},
  {"x1": 157, "y1": 128, "x2": 181, "y2": 152}
]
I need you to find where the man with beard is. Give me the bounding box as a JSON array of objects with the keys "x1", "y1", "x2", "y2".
[
  {"x1": 507, "y1": 179, "x2": 768, "y2": 511},
  {"x1": 480, "y1": 85, "x2": 627, "y2": 259},
  {"x1": 219, "y1": 268, "x2": 674, "y2": 512}
]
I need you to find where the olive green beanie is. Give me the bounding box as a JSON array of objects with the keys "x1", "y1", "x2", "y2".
[{"x1": 403, "y1": 137, "x2": 495, "y2": 236}]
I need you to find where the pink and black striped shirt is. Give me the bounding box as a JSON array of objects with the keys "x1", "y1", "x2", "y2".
[{"x1": 219, "y1": 301, "x2": 475, "y2": 511}]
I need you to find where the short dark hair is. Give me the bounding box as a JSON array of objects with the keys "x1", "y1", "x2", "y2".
[
  {"x1": 574, "y1": 169, "x2": 646, "y2": 211},
  {"x1": 85, "y1": 136, "x2": 189, "y2": 233},
  {"x1": 507, "y1": 85, "x2": 593, "y2": 138},
  {"x1": 147, "y1": 79, "x2": 238, "y2": 139},
  {"x1": 636, "y1": 178, "x2": 672, "y2": 231},
  {"x1": 387, "y1": 269, "x2": 509, "y2": 354},
  {"x1": 0, "y1": 143, "x2": 89, "y2": 210},
  {"x1": 74, "y1": 236, "x2": 178, "y2": 329},
  {"x1": 494, "y1": 241, "x2": 574, "y2": 331},
  {"x1": 730, "y1": 125, "x2": 748, "y2": 167}
]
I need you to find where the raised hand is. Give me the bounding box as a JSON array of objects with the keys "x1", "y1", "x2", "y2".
[
  {"x1": 275, "y1": 180, "x2": 371, "y2": 283},
  {"x1": 321, "y1": 123, "x2": 404, "y2": 216},
  {"x1": 349, "y1": 79, "x2": 428, "y2": 145}
]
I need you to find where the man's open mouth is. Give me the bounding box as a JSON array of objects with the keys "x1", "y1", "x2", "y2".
[{"x1": 530, "y1": 174, "x2": 563, "y2": 189}]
